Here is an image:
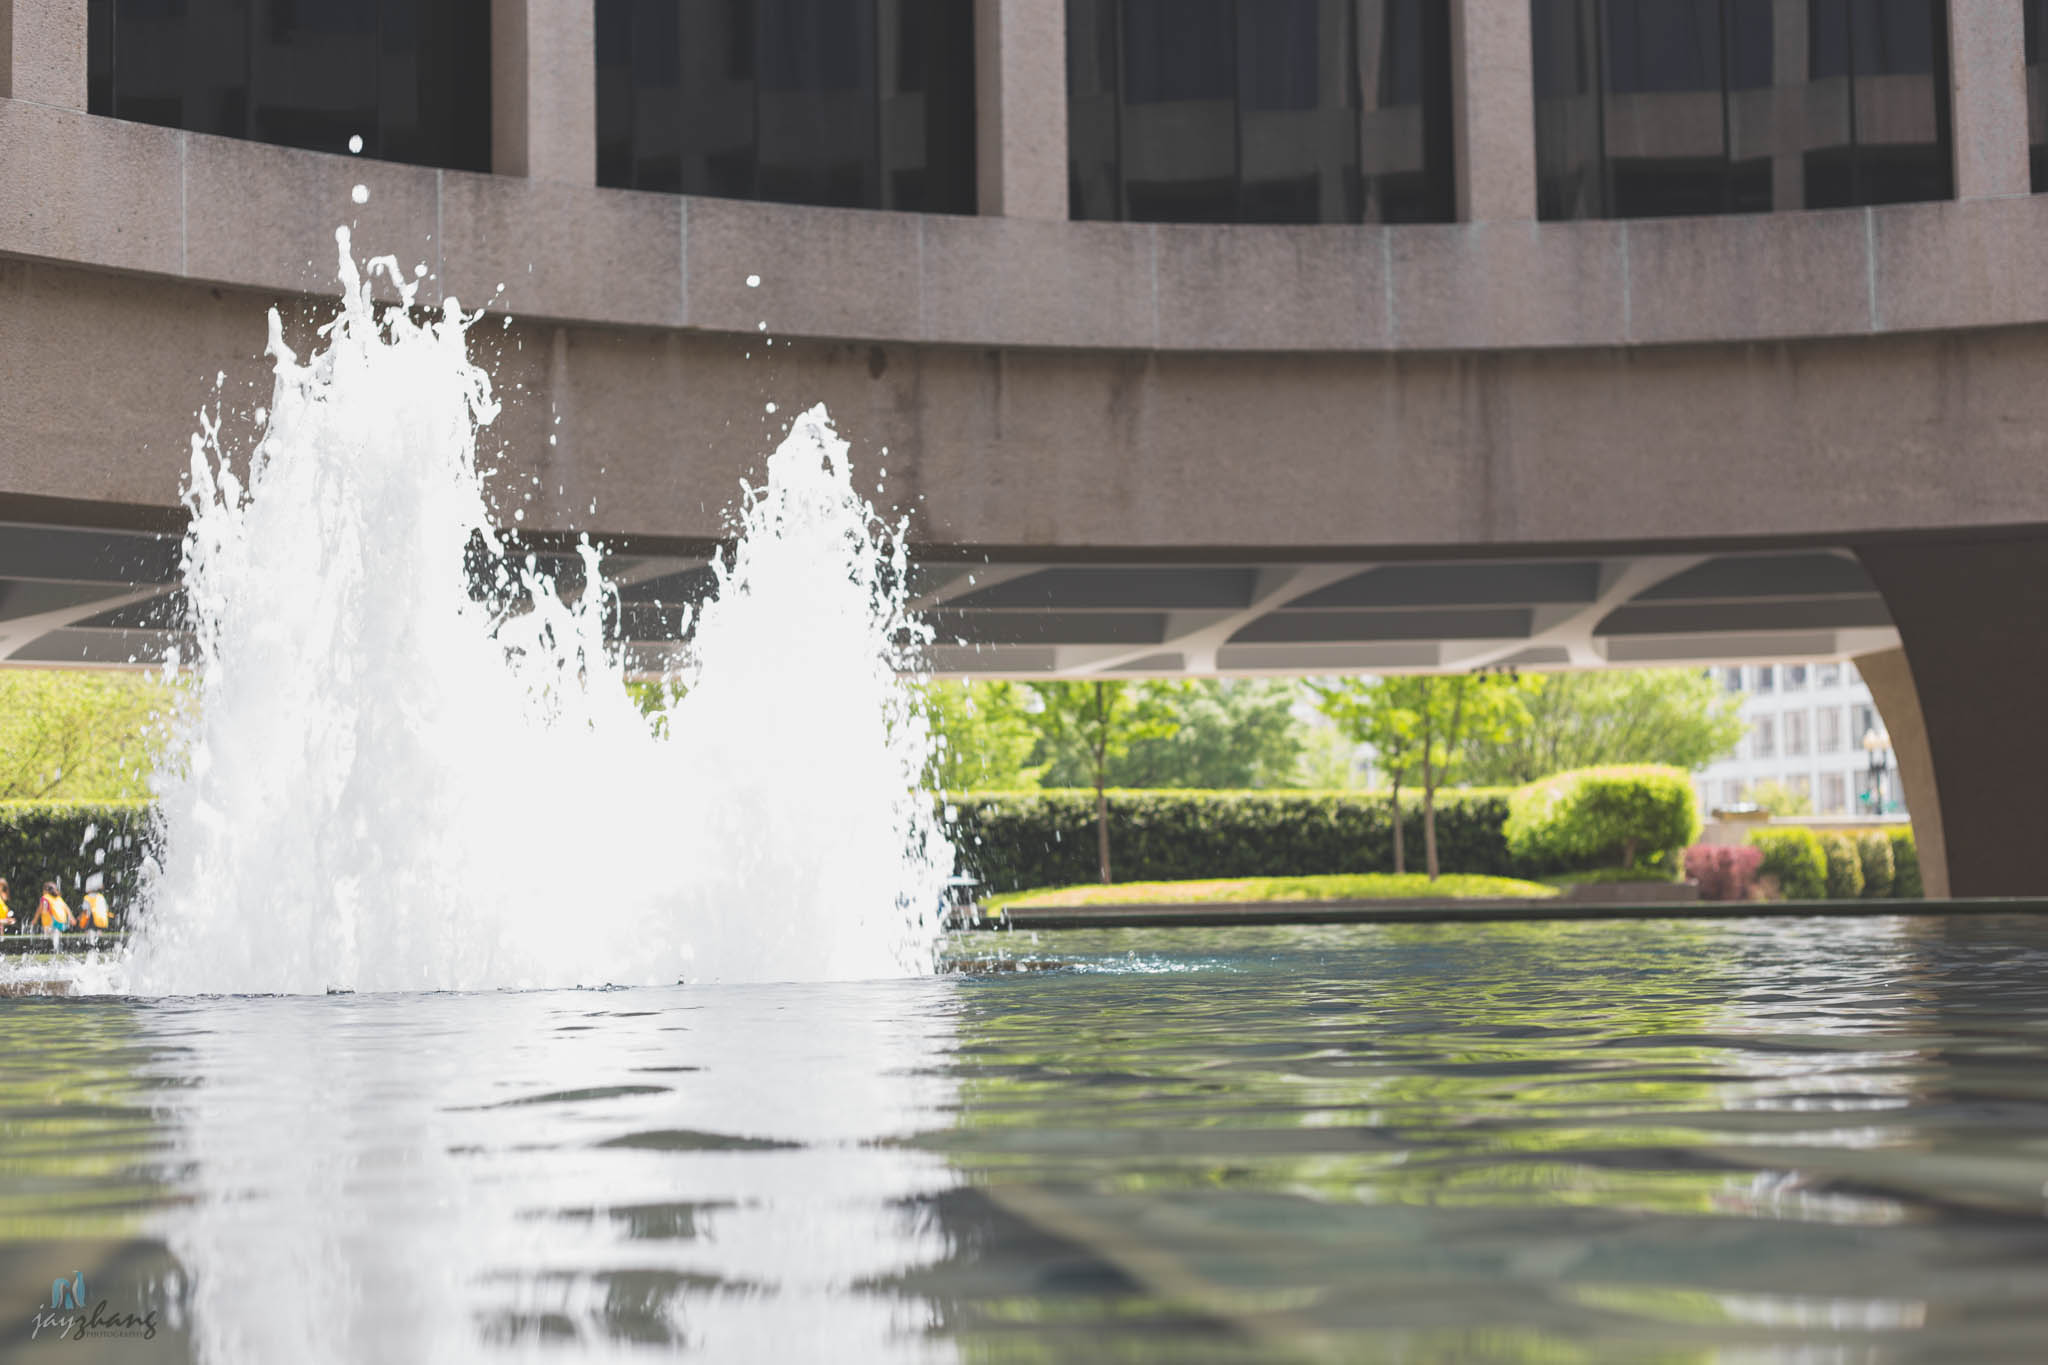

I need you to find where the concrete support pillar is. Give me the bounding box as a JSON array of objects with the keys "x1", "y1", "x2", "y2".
[
  {"x1": 491, "y1": 0, "x2": 595, "y2": 183},
  {"x1": 0, "y1": 0, "x2": 87, "y2": 107},
  {"x1": 1449, "y1": 0, "x2": 1537, "y2": 222},
  {"x1": 974, "y1": 0, "x2": 1068, "y2": 218},
  {"x1": 1852, "y1": 647, "x2": 1948, "y2": 900},
  {"x1": 1856, "y1": 537, "x2": 2048, "y2": 897},
  {"x1": 1947, "y1": 0, "x2": 2030, "y2": 200}
]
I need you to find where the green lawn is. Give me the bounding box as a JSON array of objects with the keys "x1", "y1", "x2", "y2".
[
  {"x1": 1539, "y1": 867, "x2": 1683, "y2": 889},
  {"x1": 986, "y1": 873, "x2": 1561, "y2": 911}
]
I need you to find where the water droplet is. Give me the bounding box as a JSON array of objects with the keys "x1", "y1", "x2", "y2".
[
  {"x1": 764, "y1": 402, "x2": 778, "y2": 414},
  {"x1": 746, "y1": 274, "x2": 761, "y2": 288},
  {"x1": 513, "y1": 508, "x2": 525, "y2": 521},
  {"x1": 757, "y1": 322, "x2": 767, "y2": 332},
  {"x1": 350, "y1": 184, "x2": 369, "y2": 204},
  {"x1": 347, "y1": 134, "x2": 364, "y2": 155},
  {"x1": 414, "y1": 263, "x2": 427, "y2": 277}
]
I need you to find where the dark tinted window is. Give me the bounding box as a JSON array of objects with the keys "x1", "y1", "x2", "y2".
[
  {"x1": 2023, "y1": 0, "x2": 2048, "y2": 190},
  {"x1": 595, "y1": 0, "x2": 977, "y2": 215},
  {"x1": 88, "y1": 0, "x2": 490, "y2": 172},
  {"x1": 1534, "y1": 0, "x2": 1951, "y2": 219},
  {"x1": 1068, "y1": 0, "x2": 1455, "y2": 224}
]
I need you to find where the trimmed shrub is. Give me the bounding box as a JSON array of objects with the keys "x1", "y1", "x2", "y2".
[
  {"x1": 1818, "y1": 832, "x2": 1864, "y2": 899},
  {"x1": 1503, "y1": 766, "x2": 1700, "y2": 874},
  {"x1": 942, "y1": 788, "x2": 1531, "y2": 893},
  {"x1": 1889, "y1": 829, "x2": 1923, "y2": 899},
  {"x1": 0, "y1": 801, "x2": 153, "y2": 922},
  {"x1": 1751, "y1": 828, "x2": 1827, "y2": 900},
  {"x1": 1856, "y1": 832, "x2": 1895, "y2": 899},
  {"x1": 1685, "y1": 844, "x2": 1762, "y2": 902}
]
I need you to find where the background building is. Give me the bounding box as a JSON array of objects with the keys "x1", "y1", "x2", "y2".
[{"x1": 1694, "y1": 660, "x2": 1902, "y2": 818}]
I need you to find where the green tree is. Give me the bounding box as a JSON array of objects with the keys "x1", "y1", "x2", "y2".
[
  {"x1": 1295, "y1": 722, "x2": 1364, "y2": 789},
  {"x1": 1020, "y1": 681, "x2": 1180, "y2": 883},
  {"x1": 1459, "y1": 669, "x2": 1745, "y2": 786},
  {"x1": 1312, "y1": 673, "x2": 1528, "y2": 879},
  {"x1": 1408, "y1": 674, "x2": 1527, "y2": 880},
  {"x1": 0, "y1": 670, "x2": 176, "y2": 800},
  {"x1": 1309, "y1": 677, "x2": 1423, "y2": 874},
  {"x1": 920, "y1": 680, "x2": 1041, "y2": 790},
  {"x1": 1746, "y1": 779, "x2": 1812, "y2": 817},
  {"x1": 624, "y1": 678, "x2": 687, "y2": 738},
  {"x1": 1110, "y1": 679, "x2": 1306, "y2": 789}
]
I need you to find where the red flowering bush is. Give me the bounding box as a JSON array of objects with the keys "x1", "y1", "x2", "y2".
[{"x1": 1685, "y1": 844, "x2": 1763, "y2": 901}]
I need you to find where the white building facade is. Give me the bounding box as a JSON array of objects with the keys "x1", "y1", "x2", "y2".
[{"x1": 1694, "y1": 662, "x2": 1902, "y2": 819}]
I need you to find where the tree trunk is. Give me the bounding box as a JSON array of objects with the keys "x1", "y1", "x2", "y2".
[
  {"x1": 1094, "y1": 682, "x2": 1112, "y2": 884},
  {"x1": 1096, "y1": 778, "x2": 1111, "y2": 883},
  {"x1": 1423, "y1": 779, "x2": 1439, "y2": 881},
  {"x1": 1424, "y1": 678, "x2": 1470, "y2": 883},
  {"x1": 1390, "y1": 772, "x2": 1405, "y2": 875},
  {"x1": 1421, "y1": 688, "x2": 1440, "y2": 881}
]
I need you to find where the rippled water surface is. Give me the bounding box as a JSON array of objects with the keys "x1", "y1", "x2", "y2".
[{"x1": 5, "y1": 915, "x2": 2048, "y2": 1362}]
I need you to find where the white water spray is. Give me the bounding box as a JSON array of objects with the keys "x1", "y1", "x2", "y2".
[{"x1": 117, "y1": 229, "x2": 949, "y2": 995}]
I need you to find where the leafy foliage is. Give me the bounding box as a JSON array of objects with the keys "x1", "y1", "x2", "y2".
[
  {"x1": 1017, "y1": 681, "x2": 1182, "y2": 881},
  {"x1": 0, "y1": 671, "x2": 178, "y2": 800},
  {"x1": 1856, "y1": 831, "x2": 1895, "y2": 899},
  {"x1": 1294, "y1": 724, "x2": 1366, "y2": 788},
  {"x1": 1459, "y1": 669, "x2": 1746, "y2": 786},
  {"x1": 1750, "y1": 828, "x2": 1828, "y2": 900},
  {"x1": 623, "y1": 679, "x2": 688, "y2": 738},
  {"x1": 0, "y1": 801, "x2": 153, "y2": 924},
  {"x1": 1746, "y1": 780, "x2": 1813, "y2": 817},
  {"x1": 1888, "y1": 829, "x2": 1922, "y2": 898},
  {"x1": 1310, "y1": 673, "x2": 1529, "y2": 877},
  {"x1": 919, "y1": 680, "x2": 1041, "y2": 790},
  {"x1": 1684, "y1": 844, "x2": 1762, "y2": 901},
  {"x1": 1503, "y1": 765, "x2": 1700, "y2": 872},
  {"x1": 1020, "y1": 680, "x2": 1306, "y2": 790},
  {"x1": 1107, "y1": 680, "x2": 1307, "y2": 789},
  {"x1": 943, "y1": 788, "x2": 1539, "y2": 894},
  {"x1": 1818, "y1": 832, "x2": 1865, "y2": 899}
]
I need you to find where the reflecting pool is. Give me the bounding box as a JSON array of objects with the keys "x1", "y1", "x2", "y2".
[{"x1": 4, "y1": 914, "x2": 2048, "y2": 1361}]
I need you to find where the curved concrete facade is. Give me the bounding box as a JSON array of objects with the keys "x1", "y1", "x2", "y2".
[{"x1": 5, "y1": 0, "x2": 2048, "y2": 894}]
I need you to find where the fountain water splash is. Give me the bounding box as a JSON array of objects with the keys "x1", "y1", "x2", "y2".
[{"x1": 115, "y1": 228, "x2": 949, "y2": 995}]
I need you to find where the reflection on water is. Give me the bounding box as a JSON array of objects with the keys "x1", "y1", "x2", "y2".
[{"x1": 5, "y1": 916, "x2": 2048, "y2": 1361}]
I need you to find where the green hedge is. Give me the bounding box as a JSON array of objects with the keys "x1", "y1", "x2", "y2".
[
  {"x1": 0, "y1": 801, "x2": 153, "y2": 922},
  {"x1": 1751, "y1": 828, "x2": 1828, "y2": 900},
  {"x1": 1818, "y1": 832, "x2": 1865, "y2": 899},
  {"x1": 1748, "y1": 826, "x2": 1922, "y2": 901},
  {"x1": 1857, "y1": 832, "x2": 1895, "y2": 899},
  {"x1": 942, "y1": 789, "x2": 1545, "y2": 893},
  {"x1": 1889, "y1": 829, "x2": 1922, "y2": 898},
  {"x1": 1503, "y1": 766, "x2": 1699, "y2": 873}
]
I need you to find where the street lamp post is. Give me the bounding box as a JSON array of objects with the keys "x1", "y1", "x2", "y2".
[{"x1": 1862, "y1": 727, "x2": 1891, "y2": 814}]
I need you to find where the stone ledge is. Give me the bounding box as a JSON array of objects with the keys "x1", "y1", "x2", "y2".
[
  {"x1": 967, "y1": 896, "x2": 2048, "y2": 930},
  {"x1": 11, "y1": 98, "x2": 2048, "y2": 352}
]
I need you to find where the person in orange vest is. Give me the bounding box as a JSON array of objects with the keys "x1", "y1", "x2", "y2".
[
  {"x1": 36, "y1": 882, "x2": 71, "y2": 935},
  {"x1": 0, "y1": 878, "x2": 12, "y2": 934},
  {"x1": 78, "y1": 890, "x2": 110, "y2": 932}
]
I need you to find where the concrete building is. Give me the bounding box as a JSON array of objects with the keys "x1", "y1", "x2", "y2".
[
  {"x1": 1693, "y1": 659, "x2": 1903, "y2": 819},
  {"x1": 6, "y1": 1, "x2": 2048, "y2": 897}
]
